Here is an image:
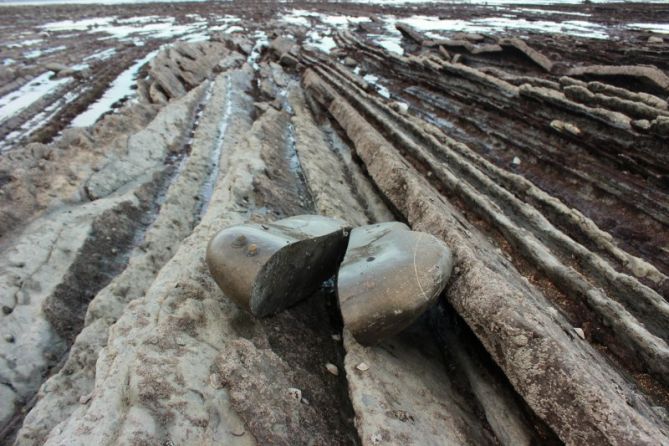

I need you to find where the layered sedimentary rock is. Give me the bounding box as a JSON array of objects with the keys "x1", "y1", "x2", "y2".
[
  {"x1": 2, "y1": 3, "x2": 669, "y2": 445},
  {"x1": 301, "y1": 26, "x2": 669, "y2": 444}
]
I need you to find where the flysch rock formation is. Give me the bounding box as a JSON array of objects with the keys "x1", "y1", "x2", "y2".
[{"x1": 0, "y1": 2, "x2": 668, "y2": 445}]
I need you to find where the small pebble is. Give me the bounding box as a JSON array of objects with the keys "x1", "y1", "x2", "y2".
[
  {"x1": 209, "y1": 373, "x2": 223, "y2": 389},
  {"x1": 287, "y1": 387, "x2": 302, "y2": 402},
  {"x1": 633, "y1": 119, "x2": 651, "y2": 130},
  {"x1": 2, "y1": 305, "x2": 12, "y2": 315},
  {"x1": 301, "y1": 397, "x2": 310, "y2": 405},
  {"x1": 79, "y1": 393, "x2": 92, "y2": 405},
  {"x1": 247, "y1": 244, "x2": 258, "y2": 256},
  {"x1": 232, "y1": 235, "x2": 247, "y2": 247},
  {"x1": 512, "y1": 156, "x2": 521, "y2": 166},
  {"x1": 325, "y1": 363, "x2": 339, "y2": 376},
  {"x1": 574, "y1": 327, "x2": 586, "y2": 340},
  {"x1": 356, "y1": 362, "x2": 369, "y2": 372},
  {"x1": 393, "y1": 101, "x2": 409, "y2": 113},
  {"x1": 4, "y1": 334, "x2": 15, "y2": 343},
  {"x1": 331, "y1": 334, "x2": 341, "y2": 341}
]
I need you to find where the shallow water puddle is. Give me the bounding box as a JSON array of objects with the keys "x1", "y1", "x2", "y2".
[
  {"x1": 70, "y1": 50, "x2": 158, "y2": 127},
  {"x1": 40, "y1": 14, "x2": 237, "y2": 42},
  {"x1": 197, "y1": 75, "x2": 233, "y2": 218},
  {"x1": 306, "y1": 30, "x2": 337, "y2": 53},
  {"x1": 0, "y1": 72, "x2": 70, "y2": 124},
  {"x1": 363, "y1": 74, "x2": 391, "y2": 99},
  {"x1": 83, "y1": 48, "x2": 117, "y2": 62},
  {"x1": 381, "y1": 14, "x2": 609, "y2": 39},
  {"x1": 248, "y1": 31, "x2": 269, "y2": 71},
  {"x1": 627, "y1": 23, "x2": 669, "y2": 34},
  {"x1": 513, "y1": 7, "x2": 592, "y2": 17},
  {"x1": 23, "y1": 45, "x2": 67, "y2": 59},
  {"x1": 280, "y1": 9, "x2": 370, "y2": 54},
  {"x1": 1, "y1": 91, "x2": 78, "y2": 151}
]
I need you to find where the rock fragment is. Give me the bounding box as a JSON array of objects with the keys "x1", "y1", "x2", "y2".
[
  {"x1": 206, "y1": 215, "x2": 351, "y2": 317},
  {"x1": 356, "y1": 362, "x2": 369, "y2": 372},
  {"x1": 587, "y1": 81, "x2": 668, "y2": 110},
  {"x1": 344, "y1": 56, "x2": 357, "y2": 67},
  {"x1": 498, "y1": 38, "x2": 554, "y2": 72},
  {"x1": 395, "y1": 23, "x2": 425, "y2": 45},
  {"x1": 44, "y1": 62, "x2": 69, "y2": 74},
  {"x1": 650, "y1": 116, "x2": 669, "y2": 137},
  {"x1": 270, "y1": 36, "x2": 297, "y2": 59},
  {"x1": 338, "y1": 222, "x2": 453, "y2": 345},
  {"x1": 325, "y1": 363, "x2": 339, "y2": 376},
  {"x1": 550, "y1": 119, "x2": 581, "y2": 135},
  {"x1": 567, "y1": 64, "x2": 669, "y2": 93},
  {"x1": 453, "y1": 32, "x2": 485, "y2": 42},
  {"x1": 391, "y1": 101, "x2": 409, "y2": 113},
  {"x1": 287, "y1": 387, "x2": 302, "y2": 402},
  {"x1": 148, "y1": 41, "x2": 229, "y2": 101}
]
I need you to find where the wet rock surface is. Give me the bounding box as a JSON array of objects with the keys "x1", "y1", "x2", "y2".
[
  {"x1": 338, "y1": 222, "x2": 453, "y2": 345},
  {"x1": 1, "y1": 1, "x2": 668, "y2": 445}
]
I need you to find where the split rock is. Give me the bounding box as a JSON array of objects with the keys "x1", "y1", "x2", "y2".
[
  {"x1": 337, "y1": 222, "x2": 453, "y2": 345},
  {"x1": 206, "y1": 215, "x2": 350, "y2": 317}
]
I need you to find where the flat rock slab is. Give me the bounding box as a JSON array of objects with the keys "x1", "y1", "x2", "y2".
[
  {"x1": 338, "y1": 222, "x2": 454, "y2": 345},
  {"x1": 207, "y1": 215, "x2": 350, "y2": 317}
]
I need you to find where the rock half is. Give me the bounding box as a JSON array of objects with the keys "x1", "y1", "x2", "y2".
[
  {"x1": 338, "y1": 222, "x2": 454, "y2": 344},
  {"x1": 206, "y1": 215, "x2": 351, "y2": 317}
]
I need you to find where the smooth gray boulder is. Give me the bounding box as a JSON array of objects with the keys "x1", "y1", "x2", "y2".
[
  {"x1": 206, "y1": 215, "x2": 351, "y2": 317},
  {"x1": 337, "y1": 222, "x2": 453, "y2": 345}
]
